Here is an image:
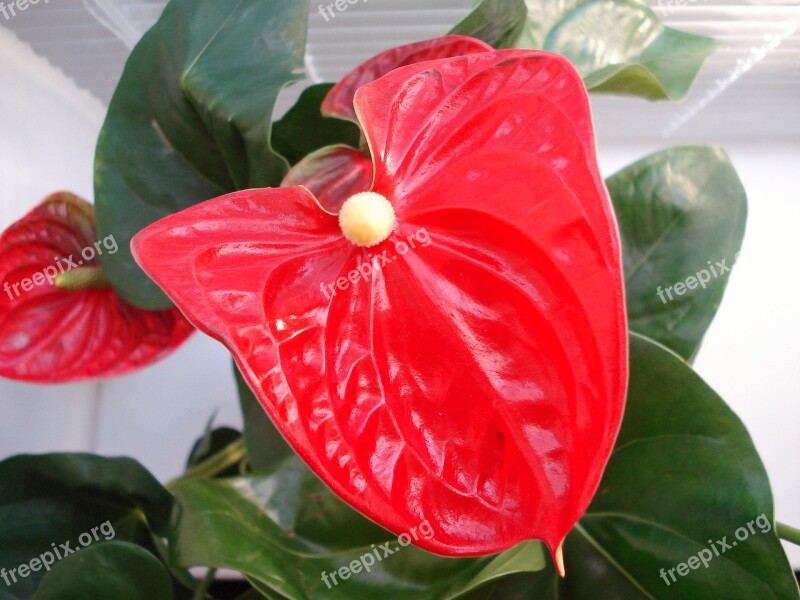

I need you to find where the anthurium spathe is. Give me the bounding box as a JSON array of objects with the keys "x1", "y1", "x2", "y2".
[
  {"x1": 283, "y1": 35, "x2": 492, "y2": 212},
  {"x1": 0, "y1": 192, "x2": 193, "y2": 383},
  {"x1": 132, "y1": 49, "x2": 628, "y2": 570}
]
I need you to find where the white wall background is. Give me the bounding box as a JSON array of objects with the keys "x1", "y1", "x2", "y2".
[
  {"x1": 0, "y1": 26, "x2": 241, "y2": 474},
  {"x1": 0, "y1": 20, "x2": 798, "y2": 568}
]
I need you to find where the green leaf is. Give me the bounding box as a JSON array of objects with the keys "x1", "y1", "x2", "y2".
[
  {"x1": 95, "y1": 0, "x2": 310, "y2": 309},
  {"x1": 234, "y1": 362, "x2": 294, "y2": 472},
  {"x1": 519, "y1": 334, "x2": 800, "y2": 599},
  {"x1": 32, "y1": 542, "x2": 173, "y2": 600},
  {"x1": 451, "y1": 0, "x2": 717, "y2": 101},
  {"x1": 0, "y1": 454, "x2": 174, "y2": 599},
  {"x1": 607, "y1": 146, "x2": 747, "y2": 360},
  {"x1": 167, "y1": 456, "x2": 545, "y2": 599},
  {"x1": 272, "y1": 84, "x2": 362, "y2": 166}
]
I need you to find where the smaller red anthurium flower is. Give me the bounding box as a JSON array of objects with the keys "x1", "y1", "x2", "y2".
[
  {"x1": 0, "y1": 192, "x2": 194, "y2": 383},
  {"x1": 132, "y1": 48, "x2": 628, "y2": 573},
  {"x1": 283, "y1": 35, "x2": 492, "y2": 213}
]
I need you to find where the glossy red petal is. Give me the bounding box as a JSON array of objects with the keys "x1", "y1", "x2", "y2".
[
  {"x1": 321, "y1": 35, "x2": 493, "y2": 123},
  {"x1": 0, "y1": 192, "x2": 193, "y2": 383},
  {"x1": 351, "y1": 51, "x2": 627, "y2": 555},
  {"x1": 282, "y1": 145, "x2": 374, "y2": 214},
  {"x1": 133, "y1": 50, "x2": 627, "y2": 560}
]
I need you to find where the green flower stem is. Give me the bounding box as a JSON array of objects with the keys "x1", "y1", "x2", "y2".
[
  {"x1": 192, "y1": 568, "x2": 217, "y2": 600},
  {"x1": 776, "y1": 522, "x2": 800, "y2": 546},
  {"x1": 168, "y1": 438, "x2": 247, "y2": 491},
  {"x1": 54, "y1": 266, "x2": 110, "y2": 291}
]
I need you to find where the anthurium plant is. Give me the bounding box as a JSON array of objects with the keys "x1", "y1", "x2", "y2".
[{"x1": 0, "y1": 1, "x2": 798, "y2": 599}]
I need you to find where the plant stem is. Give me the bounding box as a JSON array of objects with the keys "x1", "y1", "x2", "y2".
[
  {"x1": 167, "y1": 438, "x2": 247, "y2": 491},
  {"x1": 192, "y1": 568, "x2": 217, "y2": 600},
  {"x1": 777, "y1": 522, "x2": 800, "y2": 546}
]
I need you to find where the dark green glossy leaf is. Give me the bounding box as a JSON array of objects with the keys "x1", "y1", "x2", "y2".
[
  {"x1": 32, "y1": 542, "x2": 173, "y2": 600},
  {"x1": 167, "y1": 456, "x2": 545, "y2": 599},
  {"x1": 451, "y1": 0, "x2": 717, "y2": 101},
  {"x1": 234, "y1": 362, "x2": 294, "y2": 472},
  {"x1": 95, "y1": 0, "x2": 310, "y2": 309},
  {"x1": 272, "y1": 84, "x2": 361, "y2": 166},
  {"x1": 608, "y1": 146, "x2": 747, "y2": 360},
  {"x1": 519, "y1": 334, "x2": 800, "y2": 599},
  {"x1": 0, "y1": 454, "x2": 174, "y2": 599}
]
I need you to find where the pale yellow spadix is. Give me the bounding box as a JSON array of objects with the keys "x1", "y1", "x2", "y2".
[{"x1": 338, "y1": 192, "x2": 396, "y2": 248}]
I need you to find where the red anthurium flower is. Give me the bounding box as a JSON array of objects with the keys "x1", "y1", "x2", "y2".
[
  {"x1": 132, "y1": 49, "x2": 627, "y2": 571},
  {"x1": 0, "y1": 192, "x2": 194, "y2": 383},
  {"x1": 284, "y1": 35, "x2": 492, "y2": 213}
]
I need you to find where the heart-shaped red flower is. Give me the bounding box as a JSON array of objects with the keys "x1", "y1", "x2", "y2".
[
  {"x1": 132, "y1": 48, "x2": 627, "y2": 569},
  {"x1": 0, "y1": 192, "x2": 193, "y2": 383}
]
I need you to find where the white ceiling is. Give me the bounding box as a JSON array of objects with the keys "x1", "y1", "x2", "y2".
[{"x1": 2, "y1": 0, "x2": 798, "y2": 144}]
